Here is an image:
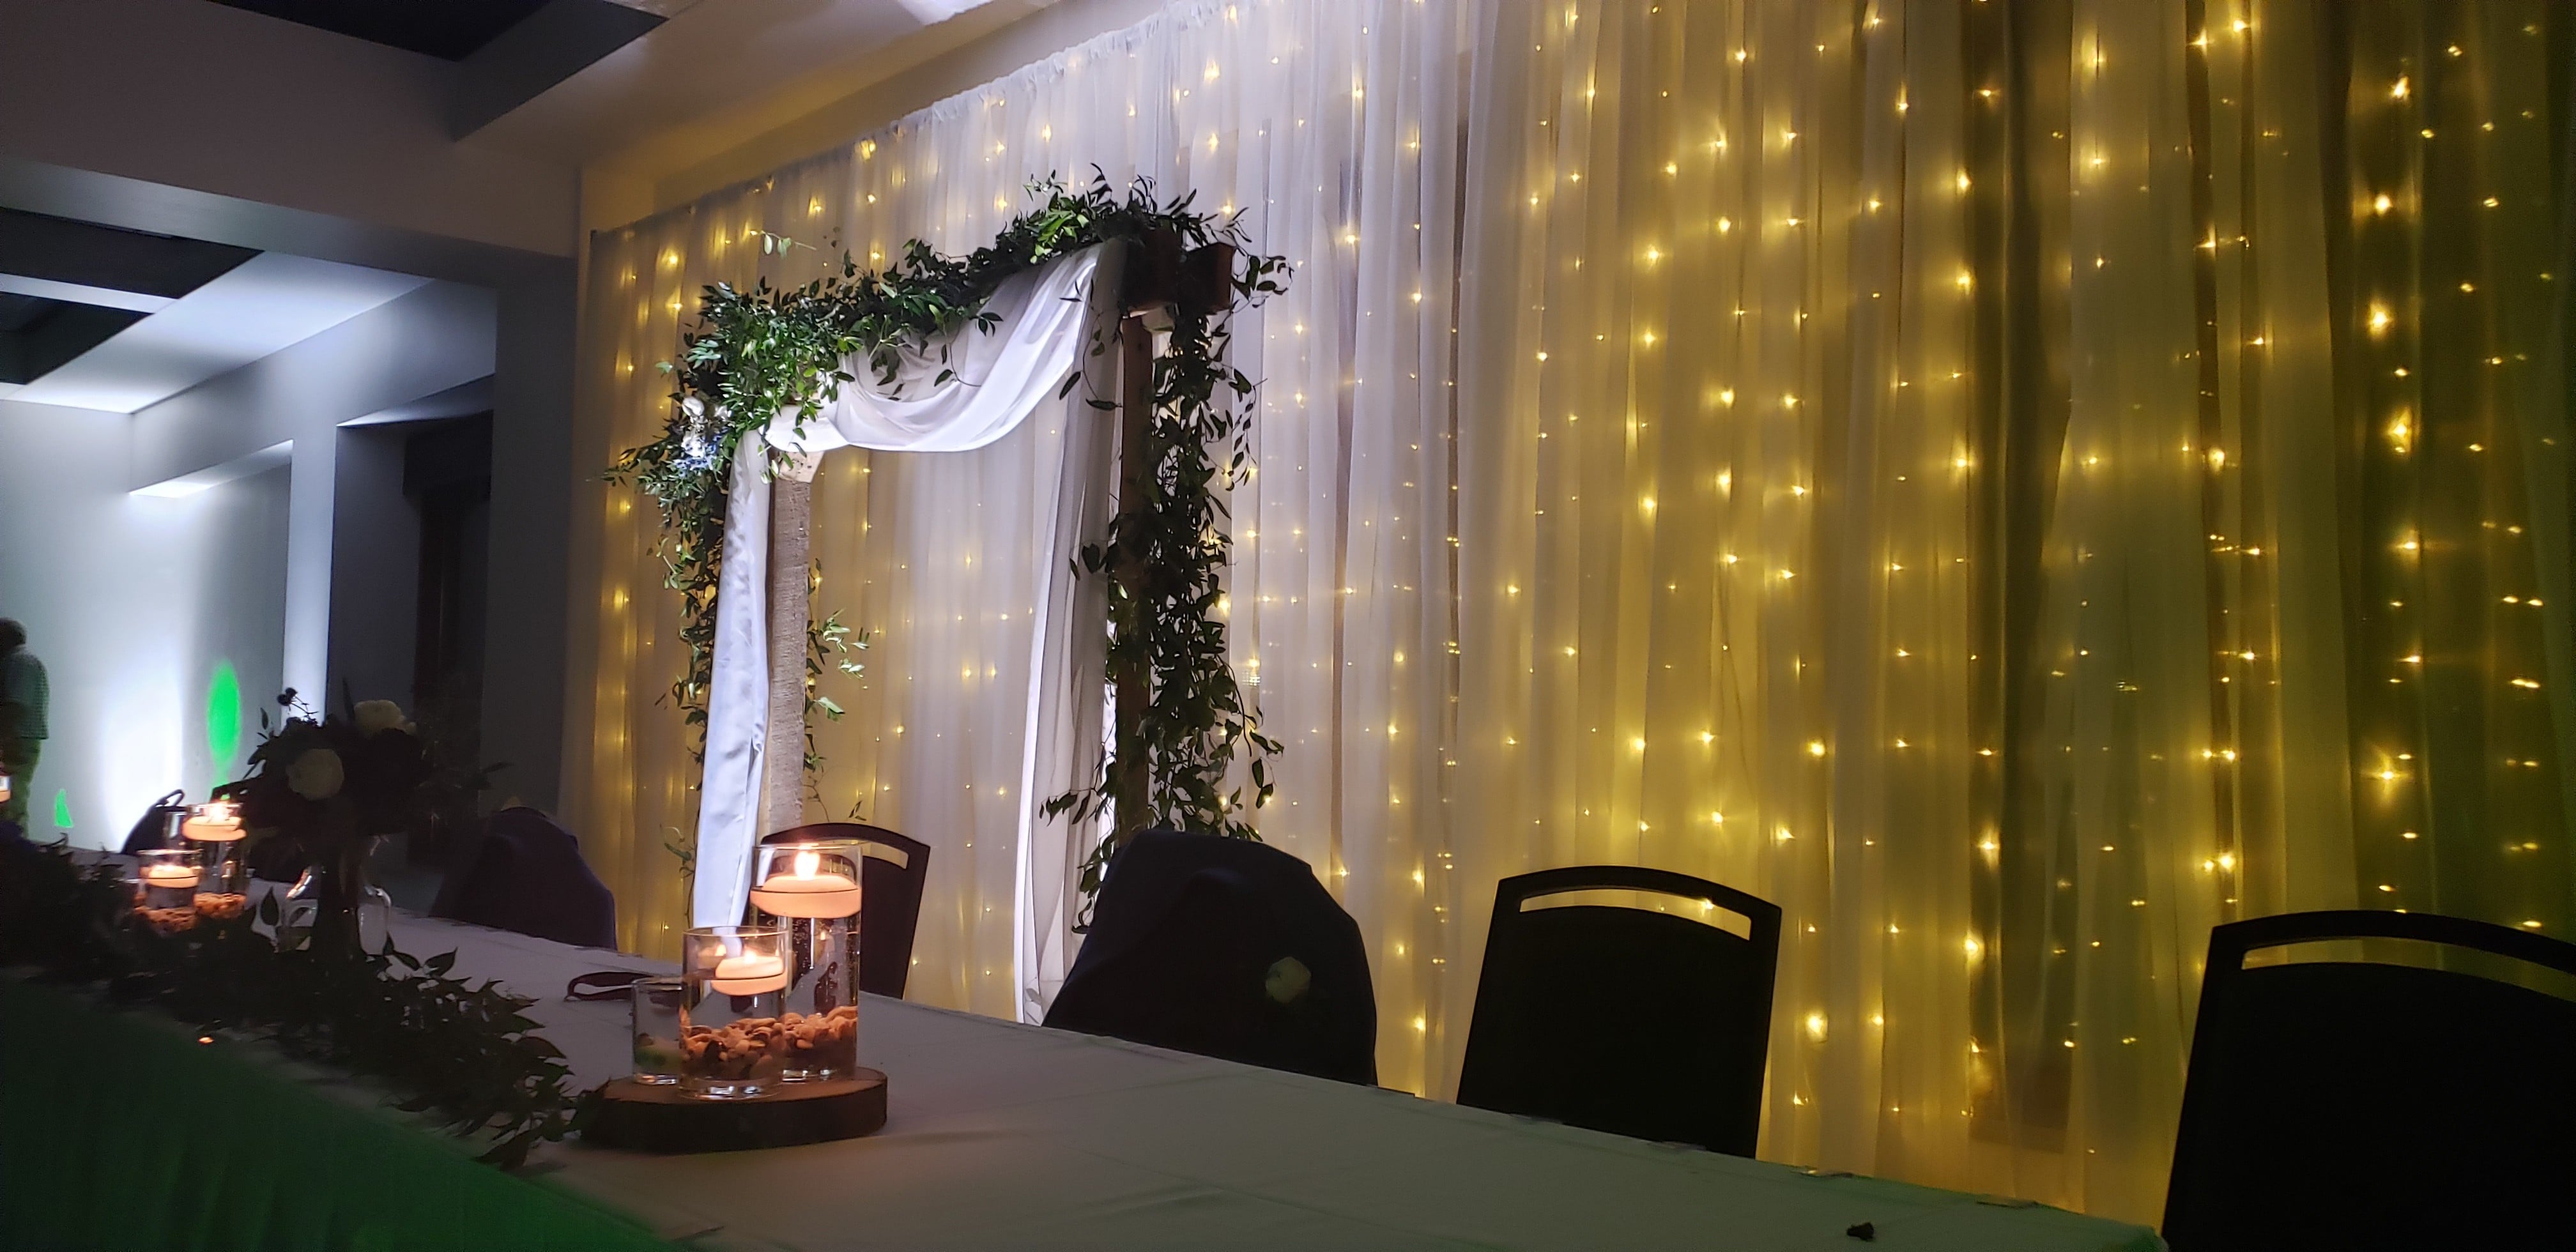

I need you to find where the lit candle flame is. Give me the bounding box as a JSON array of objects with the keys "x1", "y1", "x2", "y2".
[{"x1": 795, "y1": 850, "x2": 820, "y2": 879}]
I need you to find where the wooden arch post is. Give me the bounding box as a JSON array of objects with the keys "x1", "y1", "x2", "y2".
[
  {"x1": 762, "y1": 450, "x2": 822, "y2": 837},
  {"x1": 1105, "y1": 236, "x2": 1235, "y2": 851}
]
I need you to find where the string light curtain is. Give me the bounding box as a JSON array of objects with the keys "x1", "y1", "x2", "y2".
[{"x1": 564, "y1": 0, "x2": 2574, "y2": 1220}]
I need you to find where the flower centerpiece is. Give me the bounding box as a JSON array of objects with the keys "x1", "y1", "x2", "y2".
[{"x1": 220, "y1": 692, "x2": 433, "y2": 952}]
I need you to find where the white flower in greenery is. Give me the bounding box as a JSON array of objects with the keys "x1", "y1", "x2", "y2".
[
  {"x1": 353, "y1": 700, "x2": 415, "y2": 737},
  {"x1": 1264, "y1": 956, "x2": 1312, "y2": 1005},
  {"x1": 286, "y1": 748, "x2": 346, "y2": 800}
]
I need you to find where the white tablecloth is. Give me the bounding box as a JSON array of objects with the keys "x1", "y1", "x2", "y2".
[{"x1": 381, "y1": 912, "x2": 2163, "y2": 1251}]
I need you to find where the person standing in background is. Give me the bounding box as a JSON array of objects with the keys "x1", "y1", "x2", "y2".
[{"x1": 0, "y1": 619, "x2": 48, "y2": 833}]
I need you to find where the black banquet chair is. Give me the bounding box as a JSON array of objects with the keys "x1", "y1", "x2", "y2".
[
  {"x1": 1456, "y1": 866, "x2": 1781, "y2": 1156},
  {"x1": 1044, "y1": 829, "x2": 1377, "y2": 1085},
  {"x1": 2161, "y1": 909, "x2": 2576, "y2": 1251},
  {"x1": 763, "y1": 821, "x2": 931, "y2": 998}
]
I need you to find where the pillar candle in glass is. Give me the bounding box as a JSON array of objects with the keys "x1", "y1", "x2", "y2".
[
  {"x1": 746, "y1": 840, "x2": 863, "y2": 1081},
  {"x1": 181, "y1": 801, "x2": 249, "y2": 922},
  {"x1": 680, "y1": 924, "x2": 789, "y2": 1099},
  {"x1": 134, "y1": 848, "x2": 203, "y2": 933}
]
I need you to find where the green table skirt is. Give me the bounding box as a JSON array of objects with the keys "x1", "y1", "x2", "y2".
[{"x1": 0, "y1": 977, "x2": 672, "y2": 1251}]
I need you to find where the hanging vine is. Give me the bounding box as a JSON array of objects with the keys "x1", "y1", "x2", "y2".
[
  {"x1": 609, "y1": 175, "x2": 1287, "y2": 899},
  {"x1": 1040, "y1": 261, "x2": 1284, "y2": 906}
]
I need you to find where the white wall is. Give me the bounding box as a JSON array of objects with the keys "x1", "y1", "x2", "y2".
[
  {"x1": 328, "y1": 424, "x2": 422, "y2": 710},
  {"x1": 0, "y1": 279, "x2": 505, "y2": 844},
  {"x1": 0, "y1": 400, "x2": 288, "y2": 846},
  {"x1": 131, "y1": 280, "x2": 500, "y2": 707}
]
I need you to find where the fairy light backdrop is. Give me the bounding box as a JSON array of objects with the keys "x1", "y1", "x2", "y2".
[{"x1": 564, "y1": 0, "x2": 2572, "y2": 1220}]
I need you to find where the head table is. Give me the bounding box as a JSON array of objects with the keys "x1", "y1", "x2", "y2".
[{"x1": 4, "y1": 904, "x2": 2164, "y2": 1251}]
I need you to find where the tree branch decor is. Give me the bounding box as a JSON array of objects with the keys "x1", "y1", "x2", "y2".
[{"x1": 608, "y1": 175, "x2": 1289, "y2": 903}]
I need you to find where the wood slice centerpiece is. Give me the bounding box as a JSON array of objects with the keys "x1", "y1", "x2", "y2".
[{"x1": 585, "y1": 1069, "x2": 887, "y2": 1154}]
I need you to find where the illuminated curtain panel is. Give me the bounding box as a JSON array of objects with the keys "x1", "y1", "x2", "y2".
[
  {"x1": 564, "y1": 0, "x2": 2573, "y2": 1221},
  {"x1": 577, "y1": 211, "x2": 713, "y2": 959},
  {"x1": 1440, "y1": 0, "x2": 2573, "y2": 1225},
  {"x1": 2323, "y1": 1, "x2": 2574, "y2": 939},
  {"x1": 1452, "y1": 0, "x2": 1967, "y2": 1190}
]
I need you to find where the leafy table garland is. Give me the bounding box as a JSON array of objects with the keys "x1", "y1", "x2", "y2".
[
  {"x1": 610, "y1": 176, "x2": 1291, "y2": 903},
  {"x1": 0, "y1": 837, "x2": 583, "y2": 1168}
]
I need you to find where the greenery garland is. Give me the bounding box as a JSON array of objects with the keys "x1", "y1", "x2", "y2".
[
  {"x1": 0, "y1": 839, "x2": 582, "y2": 1168},
  {"x1": 610, "y1": 176, "x2": 1289, "y2": 900}
]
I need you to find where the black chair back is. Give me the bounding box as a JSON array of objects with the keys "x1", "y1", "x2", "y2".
[
  {"x1": 429, "y1": 807, "x2": 617, "y2": 949},
  {"x1": 2163, "y1": 910, "x2": 2576, "y2": 1250},
  {"x1": 1043, "y1": 830, "x2": 1376, "y2": 1085},
  {"x1": 764, "y1": 821, "x2": 930, "y2": 998},
  {"x1": 119, "y1": 790, "x2": 188, "y2": 855},
  {"x1": 1456, "y1": 866, "x2": 1780, "y2": 1154}
]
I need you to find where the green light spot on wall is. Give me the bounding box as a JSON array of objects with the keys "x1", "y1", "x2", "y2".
[
  {"x1": 52, "y1": 789, "x2": 71, "y2": 832},
  {"x1": 207, "y1": 662, "x2": 242, "y2": 786}
]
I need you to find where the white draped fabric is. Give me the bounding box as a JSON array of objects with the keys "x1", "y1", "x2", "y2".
[
  {"x1": 572, "y1": 0, "x2": 2575, "y2": 1224},
  {"x1": 692, "y1": 245, "x2": 1119, "y2": 935}
]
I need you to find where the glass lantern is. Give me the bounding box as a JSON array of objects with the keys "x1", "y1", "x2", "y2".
[
  {"x1": 680, "y1": 924, "x2": 789, "y2": 1099},
  {"x1": 746, "y1": 839, "x2": 863, "y2": 1081}
]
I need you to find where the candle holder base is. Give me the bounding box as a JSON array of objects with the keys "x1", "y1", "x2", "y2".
[{"x1": 585, "y1": 1069, "x2": 887, "y2": 1154}]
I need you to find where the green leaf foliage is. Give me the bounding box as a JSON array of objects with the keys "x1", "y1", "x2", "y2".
[{"x1": 0, "y1": 840, "x2": 586, "y2": 1168}]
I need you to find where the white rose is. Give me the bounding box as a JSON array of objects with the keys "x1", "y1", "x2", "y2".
[
  {"x1": 353, "y1": 700, "x2": 414, "y2": 737},
  {"x1": 286, "y1": 747, "x2": 346, "y2": 800}
]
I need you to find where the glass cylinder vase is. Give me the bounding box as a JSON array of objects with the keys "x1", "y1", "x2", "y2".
[
  {"x1": 681, "y1": 924, "x2": 790, "y2": 1099},
  {"x1": 631, "y1": 976, "x2": 686, "y2": 1086},
  {"x1": 747, "y1": 839, "x2": 862, "y2": 1081},
  {"x1": 132, "y1": 848, "x2": 204, "y2": 934},
  {"x1": 275, "y1": 840, "x2": 394, "y2": 956},
  {"x1": 181, "y1": 801, "x2": 250, "y2": 923}
]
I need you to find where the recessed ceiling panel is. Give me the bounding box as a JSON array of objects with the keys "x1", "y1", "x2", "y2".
[
  {"x1": 12, "y1": 254, "x2": 429, "y2": 413},
  {"x1": 0, "y1": 208, "x2": 256, "y2": 301},
  {"x1": 208, "y1": 0, "x2": 553, "y2": 61},
  {"x1": 0, "y1": 293, "x2": 149, "y2": 385}
]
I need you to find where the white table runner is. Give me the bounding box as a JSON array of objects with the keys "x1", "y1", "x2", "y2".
[{"x1": 379, "y1": 912, "x2": 2163, "y2": 1251}]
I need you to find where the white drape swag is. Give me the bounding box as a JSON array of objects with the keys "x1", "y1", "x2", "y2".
[
  {"x1": 572, "y1": 0, "x2": 2574, "y2": 1224},
  {"x1": 693, "y1": 245, "x2": 1121, "y2": 936}
]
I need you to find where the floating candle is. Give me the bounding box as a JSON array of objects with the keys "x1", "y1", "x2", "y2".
[
  {"x1": 141, "y1": 864, "x2": 202, "y2": 891},
  {"x1": 183, "y1": 802, "x2": 245, "y2": 843},
  {"x1": 749, "y1": 849, "x2": 863, "y2": 919},
  {"x1": 708, "y1": 952, "x2": 788, "y2": 996}
]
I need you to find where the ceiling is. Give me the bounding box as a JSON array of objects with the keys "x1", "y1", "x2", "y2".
[
  {"x1": 464, "y1": 0, "x2": 1032, "y2": 172},
  {"x1": 0, "y1": 208, "x2": 254, "y2": 388},
  {"x1": 205, "y1": 0, "x2": 693, "y2": 132},
  {"x1": 0, "y1": 207, "x2": 426, "y2": 413},
  {"x1": 209, "y1": 0, "x2": 560, "y2": 61}
]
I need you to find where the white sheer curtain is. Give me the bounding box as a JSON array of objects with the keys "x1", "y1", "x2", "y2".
[{"x1": 569, "y1": 0, "x2": 2575, "y2": 1221}]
